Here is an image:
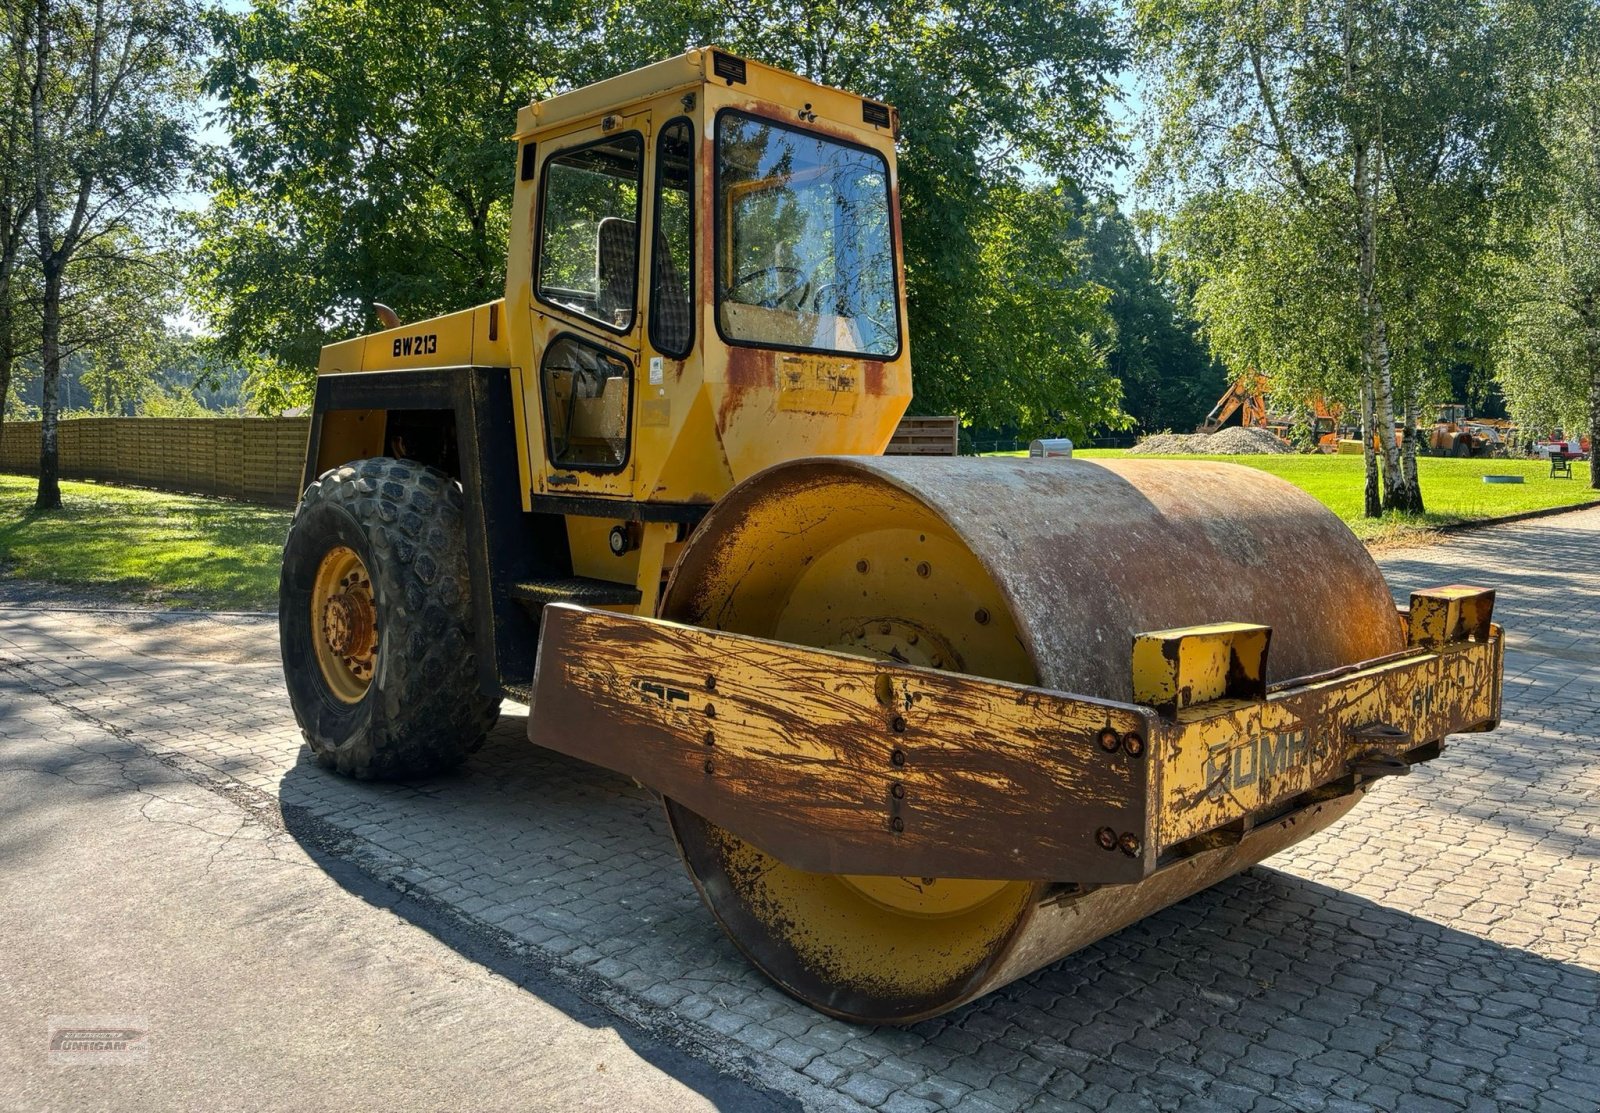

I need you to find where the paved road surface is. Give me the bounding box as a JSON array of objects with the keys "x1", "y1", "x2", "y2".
[{"x1": 2, "y1": 507, "x2": 1597, "y2": 1111}]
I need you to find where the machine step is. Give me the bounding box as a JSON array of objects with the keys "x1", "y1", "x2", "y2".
[{"x1": 508, "y1": 576, "x2": 643, "y2": 610}]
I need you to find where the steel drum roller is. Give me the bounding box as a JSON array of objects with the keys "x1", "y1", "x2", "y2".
[{"x1": 661, "y1": 456, "x2": 1404, "y2": 1023}]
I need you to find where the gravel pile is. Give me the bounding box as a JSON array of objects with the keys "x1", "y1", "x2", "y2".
[{"x1": 1127, "y1": 427, "x2": 1295, "y2": 456}]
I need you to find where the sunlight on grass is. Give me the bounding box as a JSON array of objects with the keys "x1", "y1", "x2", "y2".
[
  {"x1": 980, "y1": 451, "x2": 1597, "y2": 543},
  {"x1": 0, "y1": 473, "x2": 289, "y2": 610},
  {"x1": 2, "y1": 453, "x2": 1595, "y2": 610}
]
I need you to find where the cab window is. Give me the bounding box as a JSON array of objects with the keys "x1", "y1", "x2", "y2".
[
  {"x1": 541, "y1": 336, "x2": 632, "y2": 471},
  {"x1": 649, "y1": 118, "x2": 695, "y2": 358},
  {"x1": 715, "y1": 111, "x2": 900, "y2": 358},
  {"x1": 537, "y1": 133, "x2": 644, "y2": 333}
]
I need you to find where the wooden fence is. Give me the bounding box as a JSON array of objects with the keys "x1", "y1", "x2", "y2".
[
  {"x1": 0, "y1": 417, "x2": 309, "y2": 506},
  {"x1": 886, "y1": 415, "x2": 960, "y2": 456},
  {"x1": 0, "y1": 411, "x2": 960, "y2": 507}
]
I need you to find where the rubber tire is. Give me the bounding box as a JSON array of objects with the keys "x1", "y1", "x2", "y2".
[{"x1": 279, "y1": 457, "x2": 500, "y2": 779}]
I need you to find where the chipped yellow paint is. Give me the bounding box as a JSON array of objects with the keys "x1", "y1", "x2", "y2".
[
  {"x1": 705, "y1": 825, "x2": 1038, "y2": 1002},
  {"x1": 1407, "y1": 585, "x2": 1496, "y2": 649},
  {"x1": 1152, "y1": 626, "x2": 1502, "y2": 848},
  {"x1": 532, "y1": 601, "x2": 1501, "y2": 879},
  {"x1": 776, "y1": 353, "x2": 861, "y2": 414},
  {"x1": 1131, "y1": 622, "x2": 1270, "y2": 716},
  {"x1": 531, "y1": 603, "x2": 1152, "y2": 881}
]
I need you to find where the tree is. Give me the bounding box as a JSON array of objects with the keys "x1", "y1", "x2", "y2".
[
  {"x1": 22, "y1": 0, "x2": 197, "y2": 509},
  {"x1": 1138, "y1": 0, "x2": 1548, "y2": 515},
  {"x1": 194, "y1": 0, "x2": 581, "y2": 372},
  {"x1": 0, "y1": 2, "x2": 36, "y2": 440},
  {"x1": 1495, "y1": 22, "x2": 1600, "y2": 487},
  {"x1": 198, "y1": 0, "x2": 1130, "y2": 436},
  {"x1": 1080, "y1": 197, "x2": 1223, "y2": 434}
]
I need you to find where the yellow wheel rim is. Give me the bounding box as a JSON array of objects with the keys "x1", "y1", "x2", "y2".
[{"x1": 310, "y1": 545, "x2": 378, "y2": 704}]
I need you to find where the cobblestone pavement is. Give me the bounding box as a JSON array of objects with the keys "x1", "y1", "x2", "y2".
[{"x1": 2, "y1": 507, "x2": 1597, "y2": 1112}]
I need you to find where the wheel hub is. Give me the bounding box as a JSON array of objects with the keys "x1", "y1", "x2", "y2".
[
  {"x1": 322, "y1": 592, "x2": 375, "y2": 658},
  {"x1": 310, "y1": 546, "x2": 378, "y2": 703}
]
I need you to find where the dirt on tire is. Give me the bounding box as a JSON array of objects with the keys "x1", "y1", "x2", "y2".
[{"x1": 279, "y1": 458, "x2": 500, "y2": 780}]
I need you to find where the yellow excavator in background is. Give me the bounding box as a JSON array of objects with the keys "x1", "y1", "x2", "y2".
[{"x1": 1198, "y1": 373, "x2": 1341, "y2": 451}]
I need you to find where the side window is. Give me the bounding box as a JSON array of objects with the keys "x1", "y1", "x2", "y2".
[
  {"x1": 537, "y1": 133, "x2": 644, "y2": 333},
  {"x1": 649, "y1": 118, "x2": 694, "y2": 358},
  {"x1": 542, "y1": 336, "x2": 632, "y2": 470}
]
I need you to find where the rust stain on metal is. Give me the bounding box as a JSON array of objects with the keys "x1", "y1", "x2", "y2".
[{"x1": 530, "y1": 603, "x2": 1152, "y2": 881}]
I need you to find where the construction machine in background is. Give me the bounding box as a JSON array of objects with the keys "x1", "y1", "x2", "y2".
[
  {"x1": 279, "y1": 49, "x2": 1503, "y2": 1024},
  {"x1": 1197, "y1": 373, "x2": 1341, "y2": 451},
  {"x1": 1429, "y1": 404, "x2": 1516, "y2": 458}
]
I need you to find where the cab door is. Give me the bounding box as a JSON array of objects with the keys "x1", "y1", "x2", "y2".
[{"x1": 528, "y1": 113, "x2": 651, "y2": 499}]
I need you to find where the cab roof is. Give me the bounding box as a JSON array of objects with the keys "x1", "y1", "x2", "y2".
[{"x1": 514, "y1": 47, "x2": 899, "y2": 142}]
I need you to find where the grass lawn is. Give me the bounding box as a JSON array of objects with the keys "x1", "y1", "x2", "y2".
[
  {"x1": 2, "y1": 452, "x2": 1594, "y2": 610},
  {"x1": 988, "y1": 449, "x2": 1599, "y2": 544},
  {"x1": 0, "y1": 473, "x2": 289, "y2": 610}
]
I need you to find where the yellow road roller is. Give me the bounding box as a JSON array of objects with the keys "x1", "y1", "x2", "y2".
[{"x1": 280, "y1": 48, "x2": 1504, "y2": 1024}]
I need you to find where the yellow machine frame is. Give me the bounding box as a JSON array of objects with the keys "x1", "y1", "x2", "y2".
[{"x1": 284, "y1": 49, "x2": 1506, "y2": 1024}]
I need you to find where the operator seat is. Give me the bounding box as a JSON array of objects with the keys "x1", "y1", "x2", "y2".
[{"x1": 596, "y1": 217, "x2": 638, "y2": 326}]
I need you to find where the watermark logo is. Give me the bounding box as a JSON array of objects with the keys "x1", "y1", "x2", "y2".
[{"x1": 48, "y1": 1016, "x2": 149, "y2": 1065}]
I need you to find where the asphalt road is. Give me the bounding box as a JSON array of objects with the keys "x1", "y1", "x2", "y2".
[{"x1": 2, "y1": 505, "x2": 1597, "y2": 1111}]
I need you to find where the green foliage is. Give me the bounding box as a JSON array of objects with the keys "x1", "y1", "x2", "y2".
[
  {"x1": 1137, "y1": 0, "x2": 1555, "y2": 512},
  {"x1": 907, "y1": 182, "x2": 1122, "y2": 438},
  {"x1": 192, "y1": 0, "x2": 582, "y2": 375},
  {"x1": 15, "y1": 0, "x2": 201, "y2": 508},
  {"x1": 1079, "y1": 198, "x2": 1222, "y2": 433},
  {"x1": 196, "y1": 0, "x2": 1130, "y2": 436},
  {"x1": 1164, "y1": 184, "x2": 1361, "y2": 406},
  {"x1": 1494, "y1": 30, "x2": 1600, "y2": 468}
]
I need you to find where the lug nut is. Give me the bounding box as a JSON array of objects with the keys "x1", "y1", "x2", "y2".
[
  {"x1": 916, "y1": 561, "x2": 931, "y2": 578},
  {"x1": 856, "y1": 559, "x2": 869, "y2": 574},
  {"x1": 1096, "y1": 827, "x2": 1118, "y2": 851},
  {"x1": 974, "y1": 608, "x2": 990, "y2": 625}
]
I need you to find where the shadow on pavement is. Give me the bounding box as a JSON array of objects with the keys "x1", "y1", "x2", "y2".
[{"x1": 279, "y1": 707, "x2": 1600, "y2": 1111}]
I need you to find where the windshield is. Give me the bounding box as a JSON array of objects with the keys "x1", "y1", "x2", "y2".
[{"x1": 716, "y1": 111, "x2": 900, "y2": 358}]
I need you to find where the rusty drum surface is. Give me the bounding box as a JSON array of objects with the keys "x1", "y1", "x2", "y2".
[{"x1": 660, "y1": 456, "x2": 1404, "y2": 1023}]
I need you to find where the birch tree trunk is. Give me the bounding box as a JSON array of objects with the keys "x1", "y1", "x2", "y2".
[
  {"x1": 1361, "y1": 378, "x2": 1380, "y2": 517},
  {"x1": 1401, "y1": 380, "x2": 1423, "y2": 511},
  {"x1": 1355, "y1": 140, "x2": 1407, "y2": 512},
  {"x1": 1588, "y1": 322, "x2": 1600, "y2": 490}
]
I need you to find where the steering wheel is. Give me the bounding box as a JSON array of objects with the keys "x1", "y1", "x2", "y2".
[
  {"x1": 808, "y1": 282, "x2": 845, "y2": 315},
  {"x1": 728, "y1": 265, "x2": 810, "y2": 310}
]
